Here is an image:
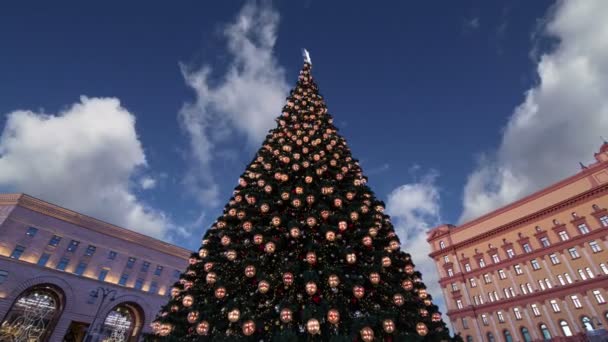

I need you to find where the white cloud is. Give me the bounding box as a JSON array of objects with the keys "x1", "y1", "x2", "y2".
[
  {"x1": 0, "y1": 96, "x2": 185, "y2": 240},
  {"x1": 460, "y1": 0, "x2": 608, "y2": 222},
  {"x1": 386, "y1": 170, "x2": 450, "y2": 322},
  {"x1": 179, "y1": 1, "x2": 289, "y2": 207},
  {"x1": 139, "y1": 176, "x2": 157, "y2": 190}
]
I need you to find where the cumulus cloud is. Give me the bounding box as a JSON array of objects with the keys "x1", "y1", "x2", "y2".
[
  {"x1": 386, "y1": 170, "x2": 450, "y2": 320},
  {"x1": 0, "y1": 96, "x2": 185, "y2": 240},
  {"x1": 460, "y1": 0, "x2": 608, "y2": 222},
  {"x1": 139, "y1": 176, "x2": 157, "y2": 190},
  {"x1": 179, "y1": 1, "x2": 289, "y2": 207}
]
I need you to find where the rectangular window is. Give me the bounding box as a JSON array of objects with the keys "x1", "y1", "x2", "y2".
[
  {"x1": 478, "y1": 258, "x2": 486, "y2": 268},
  {"x1": 531, "y1": 259, "x2": 541, "y2": 270},
  {"x1": 108, "y1": 250, "x2": 117, "y2": 260},
  {"x1": 0, "y1": 270, "x2": 8, "y2": 284},
  {"x1": 578, "y1": 269, "x2": 587, "y2": 280},
  {"x1": 483, "y1": 273, "x2": 492, "y2": 284},
  {"x1": 469, "y1": 278, "x2": 477, "y2": 287},
  {"x1": 464, "y1": 263, "x2": 471, "y2": 272},
  {"x1": 37, "y1": 253, "x2": 51, "y2": 266},
  {"x1": 98, "y1": 269, "x2": 109, "y2": 281},
  {"x1": 586, "y1": 267, "x2": 595, "y2": 279},
  {"x1": 84, "y1": 245, "x2": 96, "y2": 256},
  {"x1": 549, "y1": 253, "x2": 560, "y2": 265},
  {"x1": 571, "y1": 295, "x2": 582, "y2": 308},
  {"x1": 74, "y1": 262, "x2": 87, "y2": 276},
  {"x1": 531, "y1": 304, "x2": 541, "y2": 316},
  {"x1": 600, "y1": 215, "x2": 608, "y2": 227},
  {"x1": 565, "y1": 273, "x2": 573, "y2": 284},
  {"x1": 443, "y1": 255, "x2": 450, "y2": 263},
  {"x1": 497, "y1": 311, "x2": 505, "y2": 323},
  {"x1": 589, "y1": 240, "x2": 602, "y2": 253},
  {"x1": 141, "y1": 261, "x2": 150, "y2": 272},
  {"x1": 540, "y1": 237, "x2": 550, "y2": 247},
  {"x1": 492, "y1": 254, "x2": 500, "y2": 263},
  {"x1": 520, "y1": 284, "x2": 528, "y2": 295},
  {"x1": 489, "y1": 292, "x2": 495, "y2": 302},
  {"x1": 538, "y1": 280, "x2": 546, "y2": 291},
  {"x1": 504, "y1": 288, "x2": 511, "y2": 299},
  {"x1": 568, "y1": 247, "x2": 580, "y2": 259},
  {"x1": 509, "y1": 287, "x2": 516, "y2": 297},
  {"x1": 149, "y1": 281, "x2": 158, "y2": 294},
  {"x1": 514, "y1": 308, "x2": 522, "y2": 320},
  {"x1": 550, "y1": 299, "x2": 560, "y2": 312},
  {"x1": 462, "y1": 318, "x2": 469, "y2": 329},
  {"x1": 447, "y1": 268, "x2": 454, "y2": 277},
  {"x1": 134, "y1": 278, "x2": 144, "y2": 290},
  {"x1": 10, "y1": 245, "x2": 26, "y2": 259},
  {"x1": 527, "y1": 283, "x2": 533, "y2": 293},
  {"x1": 456, "y1": 299, "x2": 463, "y2": 309},
  {"x1": 593, "y1": 290, "x2": 605, "y2": 304},
  {"x1": 173, "y1": 269, "x2": 181, "y2": 278},
  {"x1": 126, "y1": 257, "x2": 136, "y2": 269},
  {"x1": 26, "y1": 227, "x2": 38, "y2": 237},
  {"x1": 119, "y1": 273, "x2": 129, "y2": 286},
  {"x1": 559, "y1": 231, "x2": 570, "y2": 241},
  {"x1": 498, "y1": 269, "x2": 507, "y2": 279},
  {"x1": 578, "y1": 223, "x2": 590, "y2": 234},
  {"x1": 66, "y1": 240, "x2": 80, "y2": 252},
  {"x1": 602, "y1": 263, "x2": 608, "y2": 275},
  {"x1": 514, "y1": 264, "x2": 523, "y2": 275},
  {"x1": 523, "y1": 243, "x2": 532, "y2": 253},
  {"x1": 154, "y1": 265, "x2": 163, "y2": 276},
  {"x1": 506, "y1": 248, "x2": 515, "y2": 258},
  {"x1": 558, "y1": 275, "x2": 566, "y2": 285},
  {"x1": 451, "y1": 283, "x2": 458, "y2": 292},
  {"x1": 48, "y1": 235, "x2": 62, "y2": 246},
  {"x1": 473, "y1": 296, "x2": 479, "y2": 305},
  {"x1": 56, "y1": 257, "x2": 70, "y2": 271},
  {"x1": 481, "y1": 314, "x2": 489, "y2": 326},
  {"x1": 544, "y1": 278, "x2": 553, "y2": 289}
]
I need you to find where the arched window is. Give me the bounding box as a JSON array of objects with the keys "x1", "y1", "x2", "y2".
[
  {"x1": 99, "y1": 303, "x2": 144, "y2": 342},
  {"x1": 520, "y1": 327, "x2": 532, "y2": 342},
  {"x1": 539, "y1": 323, "x2": 552, "y2": 340},
  {"x1": 581, "y1": 316, "x2": 594, "y2": 331},
  {"x1": 560, "y1": 320, "x2": 573, "y2": 336},
  {"x1": 0, "y1": 284, "x2": 64, "y2": 341},
  {"x1": 503, "y1": 329, "x2": 513, "y2": 342},
  {"x1": 487, "y1": 332, "x2": 495, "y2": 342},
  {"x1": 466, "y1": 336, "x2": 473, "y2": 342},
  {"x1": 439, "y1": 241, "x2": 446, "y2": 250}
]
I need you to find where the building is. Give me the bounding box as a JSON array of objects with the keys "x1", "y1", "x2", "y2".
[
  {"x1": 427, "y1": 143, "x2": 608, "y2": 342},
  {"x1": 0, "y1": 193, "x2": 191, "y2": 341}
]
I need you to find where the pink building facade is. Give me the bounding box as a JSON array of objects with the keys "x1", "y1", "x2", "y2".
[{"x1": 0, "y1": 193, "x2": 191, "y2": 342}]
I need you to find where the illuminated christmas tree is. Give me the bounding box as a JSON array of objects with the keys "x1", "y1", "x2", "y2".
[{"x1": 150, "y1": 52, "x2": 455, "y2": 341}]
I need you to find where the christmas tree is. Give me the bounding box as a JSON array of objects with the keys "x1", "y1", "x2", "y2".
[{"x1": 150, "y1": 53, "x2": 455, "y2": 341}]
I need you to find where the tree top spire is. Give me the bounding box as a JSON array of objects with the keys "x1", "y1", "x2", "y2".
[{"x1": 302, "y1": 48, "x2": 312, "y2": 65}]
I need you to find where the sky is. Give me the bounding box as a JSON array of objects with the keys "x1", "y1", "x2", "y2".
[{"x1": 2, "y1": 0, "x2": 608, "y2": 320}]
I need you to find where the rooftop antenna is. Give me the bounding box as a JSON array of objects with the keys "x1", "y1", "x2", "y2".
[
  {"x1": 602, "y1": 136, "x2": 607, "y2": 143},
  {"x1": 579, "y1": 162, "x2": 588, "y2": 170},
  {"x1": 302, "y1": 49, "x2": 312, "y2": 65}
]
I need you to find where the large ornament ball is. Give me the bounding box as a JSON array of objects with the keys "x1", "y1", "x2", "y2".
[
  {"x1": 226, "y1": 250, "x2": 237, "y2": 261},
  {"x1": 187, "y1": 311, "x2": 199, "y2": 323},
  {"x1": 159, "y1": 323, "x2": 172, "y2": 336},
  {"x1": 402, "y1": 280, "x2": 413, "y2": 291},
  {"x1": 306, "y1": 319, "x2": 321, "y2": 335},
  {"x1": 327, "y1": 309, "x2": 340, "y2": 325},
  {"x1": 369, "y1": 272, "x2": 380, "y2": 285},
  {"x1": 170, "y1": 287, "x2": 180, "y2": 298},
  {"x1": 368, "y1": 227, "x2": 378, "y2": 237},
  {"x1": 204, "y1": 262, "x2": 214, "y2": 272},
  {"x1": 290, "y1": 227, "x2": 301, "y2": 238},
  {"x1": 432, "y1": 312, "x2": 442, "y2": 322},
  {"x1": 242, "y1": 320, "x2": 256, "y2": 336},
  {"x1": 228, "y1": 309, "x2": 241, "y2": 323},
  {"x1": 196, "y1": 321, "x2": 210, "y2": 335},
  {"x1": 305, "y1": 282, "x2": 317, "y2": 296},
  {"x1": 328, "y1": 274, "x2": 340, "y2": 288},
  {"x1": 420, "y1": 308, "x2": 429, "y2": 317},
  {"x1": 416, "y1": 322, "x2": 429, "y2": 336},
  {"x1": 346, "y1": 253, "x2": 357, "y2": 264},
  {"x1": 360, "y1": 326, "x2": 375, "y2": 342},
  {"x1": 258, "y1": 280, "x2": 270, "y2": 294},
  {"x1": 306, "y1": 252, "x2": 317, "y2": 265},
  {"x1": 405, "y1": 265, "x2": 415, "y2": 274},
  {"x1": 280, "y1": 308, "x2": 293, "y2": 323},
  {"x1": 265, "y1": 242, "x2": 276, "y2": 254},
  {"x1": 283, "y1": 272, "x2": 294, "y2": 286},
  {"x1": 389, "y1": 240, "x2": 400, "y2": 250},
  {"x1": 325, "y1": 231, "x2": 336, "y2": 241},
  {"x1": 353, "y1": 285, "x2": 365, "y2": 299},
  {"x1": 383, "y1": 319, "x2": 396, "y2": 333},
  {"x1": 182, "y1": 295, "x2": 194, "y2": 307},
  {"x1": 206, "y1": 272, "x2": 217, "y2": 284},
  {"x1": 419, "y1": 289, "x2": 428, "y2": 299},
  {"x1": 393, "y1": 293, "x2": 405, "y2": 306},
  {"x1": 382, "y1": 256, "x2": 392, "y2": 267},
  {"x1": 199, "y1": 248, "x2": 209, "y2": 258},
  {"x1": 362, "y1": 236, "x2": 373, "y2": 247},
  {"x1": 221, "y1": 236, "x2": 231, "y2": 246},
  {"x1": 215, "y1": 287, "x2": 227, "y2": 299},
  {"x1": 253, "y1": 234, "x2": 263, "y2": 245},
  {"x1": 245, "y1": 265, "x2": 256, "y2": 278}
]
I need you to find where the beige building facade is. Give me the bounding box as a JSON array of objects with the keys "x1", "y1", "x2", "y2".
[{"x1": 428, "y1": 143, "x2": 608, "y2": 342}]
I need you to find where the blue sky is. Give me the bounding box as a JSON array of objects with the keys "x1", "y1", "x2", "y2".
[{"x1": 2, "y1": 0, "x2": 608, "y2": 318}]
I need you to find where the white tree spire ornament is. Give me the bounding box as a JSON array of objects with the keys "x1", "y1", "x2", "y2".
[{"x1": 303, "y1": 49, "x2": 312, "y2": 65}]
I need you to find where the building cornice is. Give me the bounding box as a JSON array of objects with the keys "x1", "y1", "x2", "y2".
[
  {"x1": 429, "y1": 183, "x2": 608, "y2": 258},
  {"x1": 0, "y1": 193, "x2": 192, "y2": 259}
]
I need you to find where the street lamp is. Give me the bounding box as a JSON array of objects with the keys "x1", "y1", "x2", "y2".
[{"x1": 84, "y1": 287, "x2": 117, "y2": 342}]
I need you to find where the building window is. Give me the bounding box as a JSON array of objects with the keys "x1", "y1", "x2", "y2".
[
  {"x1": 134, "y1": 278, "x2": 144, "y2": 290},
  {"x1": 544, "y1": 278, "x2": 553, "y2": 289},
  {"x1": 600, "y1": 215, "x2": 608, "y2": 227},
  {"x1": 84, "y1": 245, "x2": 96, "y2": 256},
  {"x1": 530, "y1": 259, "x2": 541, "y2": 270},
  {"x1": 498, "y1": 269, "x2": 507, "y2": 279},
  {"x1": 74, "y1": 262, "x2": 87, "y2": 276},
  {"x1": 558, "y1": 275, "x2": 566, "y2": 285},
  {"x1": 571, "y1": 295, "x2": 582, "y2": 308},
  {"x1": 581, "y1": 316, "x2": 595, "y2": 332},
  {"x1": 464, "y1": 263, "x2": 471, "y2": 272},
  {"x1": 108, "y1": 251, "x2": 118, "y2": 260},
  {"x1": 567, "y1": 247, "x2": 580, "y2": 259},
  {"x1": 503, "y1": 330, "x2": 512, "y2": 342},
  {"x1": 479, "y1": 258, "x2": 486, "y2": 268},
  {"x1": 506, "y1": 248, "x2": 515, "y2": 258},
  {"x1": 587, "y1": 266, "x2": 596, "y2": 277},
  {"x1": 564, "y1": 273, "x2": 573, "y2": 284},
  {"x1": 443, "y1": 255, "x2": 450, "y2": 263},
  {"x1": 149, "y1": 281, "x2": 158, "y2": 294},
  {"x1": 520, "y1": 284, "x2": 528, "y2": 295},
  {"x1": 578, "y1": 269, "x2": 587, "y2": 280},
  {"x1": 118, "y1": 273, "x2": 129, "y2": 286},
  {"x1": 550, "y1": 299, "x2": 560, "y2": 312},
  {"x1": 538, "y1": 280, "x2": 546, "y2": 291},
  {"x1": 481, "y1": 314, "x2": 489, "y2": 326},
  {"x1": 514, "y1": 308, "x2": 522, "y2": 320},
  {"x1": 469, "y1": 278, "x2": 477, "y2": 287},
  {"x1": 466, "y1": 336, "x2": 473, "y2": 342},
  {"x1": 473, "y1": 296, "x2": 479, "y2": 305},
  {"x1": 560, "y1": 320, "x2": 573, "y2": 337},
  {"x1": 523, "y1": 243, "x2": 532, "y2": 253},
  {"x1": 589, "y1": 240, "x2": 602, "y2": 253},
  {"x1": 539, "y1": 323, "x2": 552, "y2": 340},
  {"x1": 520, "y1": 327, "x2": 532, "y2": 342},
  {"x1": 26, "y1": 227, "x2": 38, "y2": 237},
  {"x1": 141, "y1": 261, "x2": 150, "y2": 273},
  {"x1": 526, "y1": 283, "x2": 533, "y2": 293},
  {"x1": 0, "y1": 270, "x2": 8, "y2": 284},
  {"x1": 509, "y1": 287, "x2": 516, "y2": 297},
  {"x1": 10, "y1": 245, "x2": 26, "y2": 260},
  {"x1": 447, "y1": 268, "x2": 454, "y2": 277},
  {"x1": 48, "y1": 235, "x2": 62, "y2": 247},
  {"x1": 549, "y1": 253, "x2": 560, "y2": 265},
  {"x1": 37, "y1": 253, "x2": 51, "y2": 267},
  {"x1": 504, "y1": 288, "x2": 511, "y2": 298},
  {"x1": 600, "y1": 263, "x2": 608, "y2": 275},
  {"x1": 462, "y1": 318, "x2": 469, "y2": 329},
  {"x1": 577, "y1": 223, "x2": 590, "y2": 234},
  {"x1": 439, "y1": 241, "x2": 446, "y2": 249},
  {"x1": 558, "y1": 231, "x2": 570, "y2": 241},
  {"x1": 154, "y1": 265, "x2": 164, "y2": 276},
  {"x1": 126, "y1": 257, "x2": 136, "y2": 269},
  {"x1": 489, "y1": 292, "x2": 496, "y2": 302},
  {"x1": 456, "y1": 299, "x2": 463, "y2": 309},
  {"x1": 451, "y1": 283, "x2": 458, "y2": 292},
  {"x1": 56, "y1": 257, "x2": 70, "y2": 271},
  {"x1": 531, "y1": 304, "x2": 541, "y2": 316},
  {"x1": 593, "y1": 290, "x2": 605, "y2": 304},
  {"x1": 497, "y1": 311, "x2": 505, "y2": 323},
  {"x1": 514, "y1": 264, "x2": 523, "y2": 275},
  {"x1": 98, "y1": 269, "x2": 109, "y2": 281},
  {"x1": 483, "y1": 273, "x2": 492, "y2": 284},
  {"x1": 66, "y1": 240, "x2": 80, "y2": 252},
  {"x1": 538, "y1": 237, "x2": 550, "y2": 248},
  {"x1": 173, "y1": 270, "x2": 181, "y2": 278},
  {"x1": 492, "y1": 254, "x2": 500, "y2": 263},
  {"x1": 487, "y1": 332, "x2": 495, "y2": 342}
]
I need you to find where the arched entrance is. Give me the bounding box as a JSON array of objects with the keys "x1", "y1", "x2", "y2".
[
  {"x1": 0, "y1": 284, "x2": 65, "y2": 341},
  {"x1": 98, "y1": 302, "x2": 144, "y2": 342}
]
